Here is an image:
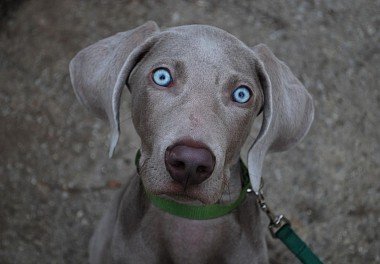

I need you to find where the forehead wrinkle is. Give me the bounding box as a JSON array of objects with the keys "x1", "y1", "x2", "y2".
[
  {"x1": 189, "y1": 41, "x2": 253, "y2": 76},
  {"x1": 186, "y1": 55, "x2": 255, "y2": 87}
]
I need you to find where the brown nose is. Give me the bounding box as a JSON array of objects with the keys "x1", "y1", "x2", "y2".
[{"x1": 165, "y1": 144, "x2": 215, "y2": 187}]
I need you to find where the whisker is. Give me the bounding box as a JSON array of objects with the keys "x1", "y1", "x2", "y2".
[
  {"x1": 119, "y1": 113, "x2": 133, "y2": 124},
  {"x1": 226, "y1": 177, "x2": 232, "y2": 203}
]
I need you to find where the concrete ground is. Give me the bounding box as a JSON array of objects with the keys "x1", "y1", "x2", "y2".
[{"x1": 0, "y1": 0, "x2": 379, "y2": 263}]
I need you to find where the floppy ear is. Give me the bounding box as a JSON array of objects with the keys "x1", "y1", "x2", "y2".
[
  {"x1": 69, "y1": 21, "x2": 160, "y2": 158},
  {"x1": 248, "y1": 44, "x2": 314, "y2": 193}
]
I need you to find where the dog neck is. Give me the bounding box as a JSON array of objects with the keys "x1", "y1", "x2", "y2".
[{"x1": 120, "y1": 162, "x2": 263, "y2": 262}]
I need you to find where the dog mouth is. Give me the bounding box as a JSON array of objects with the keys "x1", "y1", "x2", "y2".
[
  {"x1": 145, "y1": 177, "x2": 224, "y2": 205},
  {"x1": 157, "y1": 193, "x2": 206, "y2": 205}
]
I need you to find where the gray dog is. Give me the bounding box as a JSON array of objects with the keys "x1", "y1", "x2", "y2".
[{"x1": 70, "y1": 21, "x2": 314, "y2": 264}]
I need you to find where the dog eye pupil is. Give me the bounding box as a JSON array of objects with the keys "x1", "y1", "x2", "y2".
[
  {"x1": 152, "y1": 68, "x2": 172, "y2": 87},
  {"x1": 232, "y1": 86, "x2": 251, "y2": 104}
]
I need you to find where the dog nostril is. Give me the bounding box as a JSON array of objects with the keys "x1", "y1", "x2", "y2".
[
  {"x1": 196, "y1": 166, "x2": 208, "y2": 174},
  {"x1": 171, "y1": 160, "x2": 185, "y2": 170}
]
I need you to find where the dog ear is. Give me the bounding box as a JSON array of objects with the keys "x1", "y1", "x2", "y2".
[
  {"x1": 69, "y1": 21, "x2": 159, "y2": 157},
  {"x1": 248, "y1": 44, "x2": 314, "y2": 193}
]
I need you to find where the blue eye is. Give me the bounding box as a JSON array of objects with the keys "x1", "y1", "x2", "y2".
[
  {"x1": 232, "y1": 86, "x2": 252, "y2": 103},
  {"x1": 152, "y1": 68, "x2": 172, "y2": 87}
]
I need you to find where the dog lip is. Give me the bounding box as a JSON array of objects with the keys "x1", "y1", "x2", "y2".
[
  {"x1": 150, "y1": 186, "x2": 207, "y2": 204},
  {"x1": 149, "y1": 182, "x2": 214, "y2": 205},
  {"x1": 159, "y1": 193, "x2": 205, "y2": 205}
]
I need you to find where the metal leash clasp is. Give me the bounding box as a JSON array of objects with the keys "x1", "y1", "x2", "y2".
[{"x1": 256, "y1": 180, "x2": 289, "y2": 238}]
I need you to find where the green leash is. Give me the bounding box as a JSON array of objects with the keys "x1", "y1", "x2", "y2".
[
  {"x1": 276, "y1": 224, "x2": 323, "y2": 264},
  {"x1": 256, "y1": 186, "x2": 323, "y2": 264},
  {"x1": 135, "y1": 150, "x2": 323, "y2": 264}
]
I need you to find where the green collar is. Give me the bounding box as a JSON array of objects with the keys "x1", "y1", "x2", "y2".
[{"x1": 135, "y1": 150, "x2": 251, "y2": 220}]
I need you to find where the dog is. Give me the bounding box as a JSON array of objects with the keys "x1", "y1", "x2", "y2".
[{"x1": 69, "y1": 21, "x2": 314, "y2": 264}]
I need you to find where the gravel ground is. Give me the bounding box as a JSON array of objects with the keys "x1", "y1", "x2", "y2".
[{"x1": 0, "y1": 0, "x2": 379, "y2": 263}]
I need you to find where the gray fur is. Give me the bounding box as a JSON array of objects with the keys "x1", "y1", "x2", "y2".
[{"x1": 69, "y1": 21, "x2": 314, "y2": 263}]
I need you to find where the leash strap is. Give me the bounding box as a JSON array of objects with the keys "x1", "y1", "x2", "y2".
[
  {"x1": 135, "y1": 150, "x2": 323, "y2": 263},
  {"x1": 275, "y1": 224, "x2": 323, "y2": 264},
  {"x1": 257, "y1": 186, "x2": 324, "y2": 264}
]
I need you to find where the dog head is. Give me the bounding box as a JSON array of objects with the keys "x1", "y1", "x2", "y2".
[{"x1": 70, "y1": 21, "x2": 313, "y2": 204}]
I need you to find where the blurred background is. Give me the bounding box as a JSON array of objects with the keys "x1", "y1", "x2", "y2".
[{"x1": 0, "y1": 0, "x2": 379, "y2": 263}]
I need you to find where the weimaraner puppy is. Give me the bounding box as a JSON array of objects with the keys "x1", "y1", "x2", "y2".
[{"x1": 70, "y1": 21, "x2": 314, "y2": 264}]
